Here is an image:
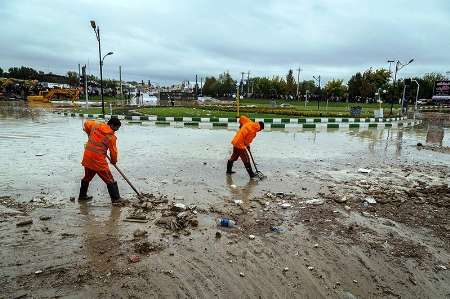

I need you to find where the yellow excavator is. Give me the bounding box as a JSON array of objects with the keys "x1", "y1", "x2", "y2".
[{"x1": 27, "y1": 88, "x2": 80, "y2": 102}]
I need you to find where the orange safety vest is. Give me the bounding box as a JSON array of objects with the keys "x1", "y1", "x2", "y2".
[
  {"x1": 231, "y1": 116, "x2": 261, "y2": 149},
  {"x1": 81, "y1": 120, "x2": 117, "y2": 172}
]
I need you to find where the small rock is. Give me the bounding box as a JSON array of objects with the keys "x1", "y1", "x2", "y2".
[
  {"x1": 362, "y1": 211, "x2": 371, "y2": 217},
  {"x1": 172, "y1": 203, "x2": 186, "y2": 212},
  {"x1": 39, "y1": 215, "x2": 51, "y2": 221},
  {"x1": 133, "y1": 229, "x2": 147, "y2": 238},
  {"x1": 69, "y1": 197, "x2": 75, "y2": 202},
  {"x1": 364, "y1": 197, "x2": 377, "y2": 204},
  {"x1": 35, "y1": 270, "x2": 43, "y2": 275},
  {"x1": 203, "y1": 162, "x2": 207, "y2": 165},
  {"x1": 230, "y1": 184, "x2": 237, "y2": 189},
  {"x1": 249, "y1": 235, "x2": 255, "y2": 240},
  {"x1": 215, "y1": 231, "x2": 222, "y2": 239},
  {"x1": 234, "y1": 200, "x2": 243, "y2": 205},
  {"x1": 437, "y1": 265, "x2": 447, "y2": 270},
  {"x1": 305, "y1": 198, "x2": 325, "y2": 205},
  {"x1": 16, "y1": 219, "x2": 33, "y2": 226},
  {"x1": 35, "y1": 153, "x2": 46, "y2": 156},
  {"x1": 344, "y1": 205, "x2": 351, "y2": 211},
  {"x1": 281, "y1": 203, "x2": 291, "y2": 209},
  {"x1": 301, "y1": 187, "x2": 307, "y2": 191},
  {"x1": 283, "y1": 267, "x2": 289, "y2": 272},
  {"x1": 189, "y1": 219, "x2": 199, "y2": 227},
  {"x1": 358, "y1": 168, "x2": 372, "y2": 174},
  {"x1": 239, "y1": 272, "x2": 245, "y2": 277},
  {"x1": 307, "y1": 266, "x2": 315, "y2": 271},
  {"x1": 313, "y1": 243, "x2": 319, "y2": 248},
  {"x1": 334, "y1": 196, "x2": 347, "y2": 203},
  {"x1": 353, "y1": 279, "x2": 358, "y2": 284}
]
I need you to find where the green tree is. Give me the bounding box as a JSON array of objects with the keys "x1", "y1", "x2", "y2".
[
  {"x1": 203, "y1": 76, "x2": 218, "y2": 96},
  {"x1": 0, "y1": 67, "x2": 3, "y2": 77},
  {"x1": 67, "y1": 71, "x2": 79, "y2": 86},
  {"x1": 324, "y1": 79, "x2": 347, "y2": 98},
  {"x1": 285, "y1": 69, "x2": 296, "y2": 95},
  {"x1": 8, "y1": 66, "x2": 39, "y2": 80},
  {"x1": 347, "y1": 72, "x2": 363, "y2": 99},
  {"x1": 217, "y1": 72, "x2": 236, "y2": 97},
  {"x1": 419, "y1": 72, "x2": 446, "y2": 98}
]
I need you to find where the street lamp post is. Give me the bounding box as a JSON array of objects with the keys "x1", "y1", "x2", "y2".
[
  {"x1": 411, "y1": 79, "x2": 420, "y2": 120},
  {"x1": 90, "y1": 20, "x2": 113, "y2": 116},
  {"x1": 313, "y1": 75, "x2": 321, "y2": 111},
  {"x1": 390, "y1": 59, "x2": 414, "y2": 115}
]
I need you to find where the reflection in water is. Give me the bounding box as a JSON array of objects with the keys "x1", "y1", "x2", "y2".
[
  {"x1": 396, "y1": 130, "x2": 403, "y2": 158},
  {"x1": 79, "y1": 203, "x2": 122, "y2": 273},
  {"x1": 426, "y1": 126, "x2": 444, "y2": 146},
  {"x1": 226, "y1": 175, "x2": 258, "y2": 210}
]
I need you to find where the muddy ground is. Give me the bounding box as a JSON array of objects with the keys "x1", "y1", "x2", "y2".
[
  {"x1": 0, "y1": 106, "x2": 449, "y2": 298},
  {"x1": 1, "y1": 158, "x2": 449, "y2": 299}
]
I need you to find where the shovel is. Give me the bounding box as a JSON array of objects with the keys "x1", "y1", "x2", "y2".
[
  {"x1": 107, "y1": 156, "x2": 143, "y2": 198},
  {"x1": 247, "y1": 148, "x2": 266, "y2": 179}
]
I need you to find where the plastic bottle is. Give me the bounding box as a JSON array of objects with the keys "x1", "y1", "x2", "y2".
[{"x1": 217, "y1": 218, "x2": 236, "y2": 227}]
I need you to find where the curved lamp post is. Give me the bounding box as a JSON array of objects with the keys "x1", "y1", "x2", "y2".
[{"x1": 90, "y1": 20, "x2": 114, "y2": 115}]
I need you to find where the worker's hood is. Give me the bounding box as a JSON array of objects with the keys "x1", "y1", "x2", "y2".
[
  {"x1": 97, "y1": 123, "x2": 115, "y2": 135},
  {"x1": 239, "y1": 115, "x2": 251, "y2": 126},
  {"x1": 248, "y1": 121, "x2": 261, "y2": 132}
]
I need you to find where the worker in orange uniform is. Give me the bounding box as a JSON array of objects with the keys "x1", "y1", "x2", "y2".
[
  {"x1": 227, "y1": 116, "x2": 264, "y2": 178},
  {"x1": 79, "y1": 117, "x2": 124, "y2": 205}
]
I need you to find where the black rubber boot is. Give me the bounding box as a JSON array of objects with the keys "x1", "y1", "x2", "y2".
[
  {"x1": 78, "y1": 180, "x2": 93, "y2": 201},
  {"x1": 107, "y1": 182, "x2": 127, "y2": 206},
  {"x1": 226, "y1": 160, "x2": 236, "y2": 174},
  {"x1": 244, "y1": 162, "x2": 256, "y2": 178}
]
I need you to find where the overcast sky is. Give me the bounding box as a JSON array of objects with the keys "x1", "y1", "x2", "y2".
[{"x1": 1, "y1": 0, "x2": 449, "y2": 84}]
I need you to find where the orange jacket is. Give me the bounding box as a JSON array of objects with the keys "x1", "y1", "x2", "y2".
[
  {"x1": 82, "y1": 120, "x2": 118, "y2": 172},
  {"x1": 231, "y1": 116, "x2": 261, "y2": 149}
]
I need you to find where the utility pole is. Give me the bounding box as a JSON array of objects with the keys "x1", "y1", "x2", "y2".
[
  {"x1": 296, "y1": 67, "x2": 302, "y2": 101},
  {"x1": 313, "y1": 75, "x2": 321, "y2": 110},
  {"x1": 195, "y1": 74, "x2": 198, "y2": 98},
  {"x1": 387, "y1": 60, "x2": 395, "y2": 79},
  {"x1": 240, "y1": 72, "x2": 245, "y2": 96},
  {"x1": 247, "y1": 71, "x2": 250, "y2": 96},
  {"x1": 78, "y1": 64, "x2": 81, "y2": 86},
  {"x1": 82, "y1": 65, "x2": 88, "y2": 108},
  {"x1": 119, "y1": 65, "x2": 123, "y2": 103},
  {"x1": 390, "y1": 59, "x2": 414, "y2": 115}
]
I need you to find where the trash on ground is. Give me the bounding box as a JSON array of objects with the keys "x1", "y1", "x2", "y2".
[
  {"x1": 217, "y1": 218, "x2": 236, "y2": 228},
  {"x1": 358, "y1": 168, "x2": 372, "y2": 174},
  {"x1": 129, "y1": 255, "x2": 141, "y2": 263}
]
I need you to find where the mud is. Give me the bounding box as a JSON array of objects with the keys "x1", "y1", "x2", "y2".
[{"x1": 1, "y1": 104, "x2": 450, "y2": 298}]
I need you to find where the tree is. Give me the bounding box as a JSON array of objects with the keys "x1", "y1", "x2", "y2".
[
  {"x1": 67, "y1": 71, "x2": 79, "y2": 87},
  {"x1": 217, "y1": 72, "x2": 236, "y2": 97},
  {"x1": 324, "y1": 79, "x2": 347, "y2": 98},
  {"x1": 418, "y1": 72, "x2": 446, "y2": 98},
  {"x1": 202, "y1": 76, "x2": 218, "y2": 96},
  {"x1": 348, "y1": 72, "x2": 363, "y2": 100},
  {"x1": 285, "y1": 69, "x2": 296, "y2": 96},
  {"x1": 0, "y1": 67, "x2": 3, "y2": 77},
  {"x1": 8, "y1": 66, "x2": 39, "y2": 80}
]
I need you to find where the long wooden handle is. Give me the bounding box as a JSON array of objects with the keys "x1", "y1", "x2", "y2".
[
  {"x1": 107, "y1": 156, "x2": 140, "y2": 196},
  {"x1": 247, "y1": 148, "x2": 259, "y2": 172}
]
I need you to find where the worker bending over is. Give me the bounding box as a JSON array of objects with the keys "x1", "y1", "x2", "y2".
[
  {"x1": 227, "y1": 116, "x2": 264, "y2": 178},
  {"x1": 79, "y1": 117, "x2": 124, "y2": 205}
]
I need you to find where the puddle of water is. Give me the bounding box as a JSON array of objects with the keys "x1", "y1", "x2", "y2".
[{"x1": 1, "y1": 104, "x2": 449, "y2": 205}]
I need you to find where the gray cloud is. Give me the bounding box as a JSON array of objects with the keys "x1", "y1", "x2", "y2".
[{"x1": 0, "y1": 0, "x2": 449, "y2": 84}]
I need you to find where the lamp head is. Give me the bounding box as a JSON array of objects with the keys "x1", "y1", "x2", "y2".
[
  {"x1": 90, "y1": 20, "x2": 96, "y2": 29},
  {"x1": 107, "y1": 52, "x2": 114, "y2": 56},
  {"x1": 408, "y1": 59, "x2": 414, "y2": 64}
]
